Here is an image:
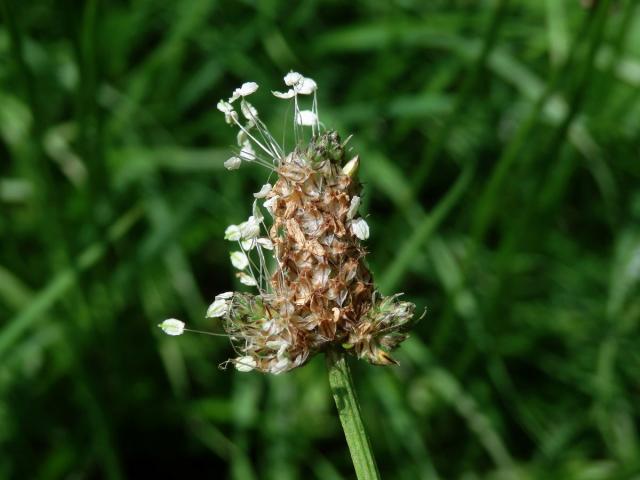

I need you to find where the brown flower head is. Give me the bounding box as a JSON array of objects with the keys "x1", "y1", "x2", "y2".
[{"x1": 162, "y1": 73, "x2": 421, "y2": 374}]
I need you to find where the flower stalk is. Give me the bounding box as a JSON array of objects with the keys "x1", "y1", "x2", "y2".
[{"x1": 326, "y1": 349, "x2": 381, "y2": 480}]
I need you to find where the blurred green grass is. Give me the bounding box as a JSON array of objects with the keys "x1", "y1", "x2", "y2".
[{"x1": 1, "y1": 0, "x2": 640, "y2": 478}]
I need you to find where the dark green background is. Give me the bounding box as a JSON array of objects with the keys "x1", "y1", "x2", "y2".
[{"x1": 2, "y1": 0, "x2": 640, "y2": 478}]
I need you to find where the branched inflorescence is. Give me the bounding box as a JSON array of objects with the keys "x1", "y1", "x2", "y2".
[{"x1": 160, "y1": 72, "x2": 420, "y2": 374}]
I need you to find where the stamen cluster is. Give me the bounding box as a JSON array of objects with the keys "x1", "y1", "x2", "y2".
[{"x1": 163, "y1": 72, "x2": 419, "y2": 374}]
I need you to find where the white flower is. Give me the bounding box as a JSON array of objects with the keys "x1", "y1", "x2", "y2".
[
  {"x1": 224, "y1": 156, "x2": 241, "y2": 170},
  {"x1": 235, "y1": 356, "x2": 257, "y2": 372},
  {"x1": 216, "y1": 100, "x2": 238, "y2": 124},
  {"x1": 230, "y1": 251, "x2": 249, "y2": 270},
  {"x1": 215, "y1": 291, "x2": 234, "y2": 301},
  {"x1": 253, "y1": 183, "x2": 272, "y2": 198},
  {"x1": 239, "y1": 141, "x2": 256, "y2": 161},
  {"x1": 216, "y1": 99, "x2": 233, "y2": 114},
  {"x1": 257, "y1": 237, "x2": 274, "y2": 250},
  {"x1": 273, "y1": 74, "x2": 317, "y2": 98},
  {"x1": 241, "y1": 238, "x2": 256, "y2": 250},
  {"x1": 240, "y1": 100, "x2": 258, "y2": 120},
  {"x1": 351, "y1": 217, "x2": 370, "y2": 240},
  {"x1": 239, "y1": 216, "x2": 260, "y2": 239},
  {"x1": 239, "y1": 237, "x2": 272, "y2": 251},
  {"x1": 229, "y1": 82, "x2": 258, "y2": 103},
  {"x1": 206, "y1": 299, "x2": 228, "y2": 318},
  {"x1": 296, "y1": 77, "x2": 317, "y2": 95},
  {"x1": 237, "y1": 272, "x2": 257, "y2": 286},
  {"x1": 296, "y1": 110, "x2": 317, "y2": 126},
  {"x1": 224, "y1": 224, "x2": 242, "y2": 241},
  {"x1": 272, "y1": 89, "x2": 296, "y2": 99},
  {"x1": 263, "y1": 196, "x2": 278, "y2": 216},
  {"x1": 347, "y1": 195, "x2": 360, "y2": 219},
  {"x1": 284, "y1": 71, "x2": 303, "y2": 86},
  {"x1": 158, "y1": 318, "x2": 185, "y2": 336}
]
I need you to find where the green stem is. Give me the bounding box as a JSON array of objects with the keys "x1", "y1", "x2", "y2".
[{"x1": 326, "y1": 350, "x2": 381, "y2": 480}]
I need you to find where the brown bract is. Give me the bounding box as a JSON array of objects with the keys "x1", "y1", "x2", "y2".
[{"x1": 271, "y1": 150, "x2": 372, "y2": 336}]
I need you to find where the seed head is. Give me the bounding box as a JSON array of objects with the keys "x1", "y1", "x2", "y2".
[{"x1": 162, "y1": 73, "x2": 422, "y2": 374}]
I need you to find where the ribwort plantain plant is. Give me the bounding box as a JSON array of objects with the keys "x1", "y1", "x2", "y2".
[{"x1": 160, "y1": 72, "x2": 422, "y2": 479}]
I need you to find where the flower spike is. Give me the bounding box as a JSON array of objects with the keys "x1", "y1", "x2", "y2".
[{"x1": 172, "y1": 73, "x2": 421, "y2": 374}]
